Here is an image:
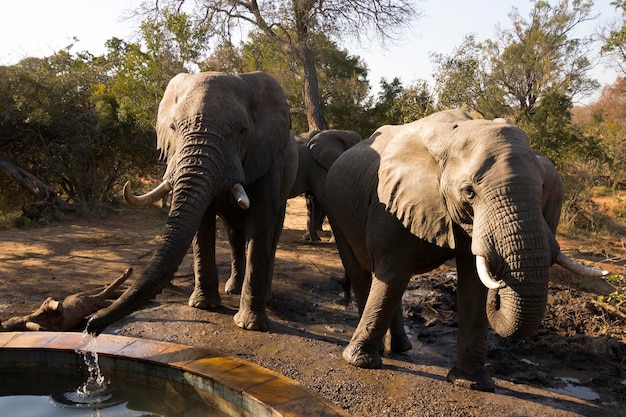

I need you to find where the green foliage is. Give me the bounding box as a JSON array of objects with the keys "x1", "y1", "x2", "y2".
[
  {"x1": 203, "y1": 31, "x2": 372, "y2": 135},
  {"x1": 601, "y1": 0, "x2": 626, "y2": 75},
  {"x1": 144, "y1": 0, "x2": 417, "y2": 130},
  {"x1": 597, "y1": 273, "x2": 626, "y2": 304},
  {"x1": 0, "y1": 47, "x2": 158, "y2": 212},
  {"x1": 518, "y1": 90, "x2": 606, "y2": 168},
  {"x1": 367, "y1": 77, "x2": 435, "y2": 129},
  {"x1": 431, "y1": 1, "x2": 599, "y2": 120}
]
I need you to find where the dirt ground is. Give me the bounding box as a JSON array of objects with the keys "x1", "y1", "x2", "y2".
[{"x1": 1, "y1": 196, "x2": 625, "y2": 417}]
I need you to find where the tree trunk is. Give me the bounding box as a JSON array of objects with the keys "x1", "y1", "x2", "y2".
[
  {"x1": 301, "y1": 44, "x2": 327, "y2": 131},
  {"x1": 293, "y1": 1, "x2": 327, "y2": 131}
]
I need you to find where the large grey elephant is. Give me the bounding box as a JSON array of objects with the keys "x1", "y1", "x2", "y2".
[
  {"x1": 324, "y1": 109, "x2": 607, "y2": 391},
  {"x1": 289, "y1": 129, "x2": 362, "y2": 241},
  {"x1": 86, "y1": 71, "x2": 297, "y2": 335}
]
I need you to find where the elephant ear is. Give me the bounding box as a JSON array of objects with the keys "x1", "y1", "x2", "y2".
[
  {"x1": 536, "y1": 151, "x2": 563, "y2": 235},
  {"x1": 155, "y1": 73, "x2": 192, "y2": 164},
  {"x1": 377, "y1": 119, "x2": 465, "y2": 249},
  {"x1": 238, "y1": 72, "x2": 292, "y2": 184},
  {"x1": 308, "y1": 130, "x2": 362, "y2": 170}
]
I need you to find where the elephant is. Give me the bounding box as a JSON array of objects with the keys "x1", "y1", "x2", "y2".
[
  {"x1": 86, "y1": 71, "x2": 298, "y2": 335},
  {"x1": 220, "y1": 129, "x2": 363, "y2": 298},
  {"x1": 324, "y1": 109, "x2": 608, "y2": 391},
  {"x1": 289, "y1": 129, "x2": 363, "y2": 241}
]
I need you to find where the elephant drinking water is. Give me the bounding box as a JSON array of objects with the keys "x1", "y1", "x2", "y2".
[
  {"x1": 86, "y1": 71, "x2": 297, "y2": 335},
  {"x1": 324, "y1": 109, "x2": 607, "y2": 391}
]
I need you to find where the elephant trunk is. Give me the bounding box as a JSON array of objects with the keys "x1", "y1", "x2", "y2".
[
  {"x1": 86, "y1": 136, "x2": 243, "y2": 336},
  {"x1": 475, "y1": 186, "x2": 552, "y2": 340},
  {"x1": 485, "y1": 264, "x2": 549, "y2": 340}
]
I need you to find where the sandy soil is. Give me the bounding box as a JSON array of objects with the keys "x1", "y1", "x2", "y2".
[{"x1": 1, "y1": 196, "x2": 625, "y2": 416}]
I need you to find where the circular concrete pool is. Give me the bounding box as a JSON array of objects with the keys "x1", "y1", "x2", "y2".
[{"x1": 0, "y1": 332, "x2": 350, "y2": 416}]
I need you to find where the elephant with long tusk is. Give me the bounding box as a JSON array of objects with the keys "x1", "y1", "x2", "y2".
[
  {"x1": 124, "y1": 180, "x2": 250, "y2": 210},
  {"x1": 86, "y1": 71, "x2": 298, "y2": 336},
  {"x1": 324, "y1": 109, "x2": 607, "y2": 392}
]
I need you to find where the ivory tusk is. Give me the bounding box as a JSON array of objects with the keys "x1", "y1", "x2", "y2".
[
  {"x1": 556, "y1": 252, "x2": 609, "y2": 277},
  {"x1": 231, "y1": 183, "x2": 250, "y2": 209},
  {"x1": 124, "y1": 180, "x2": 172, "y2": 206},
  {"x1": 476, "y1": 255, "x2": 506, "y2": 289}
]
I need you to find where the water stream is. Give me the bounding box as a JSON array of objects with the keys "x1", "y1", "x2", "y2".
[
  {"x1": 0, "y1": 333, "x2": 231, "y2": 416},
  {"x1": 52, "y1": 332, "x2": 123, "y2": 408}
]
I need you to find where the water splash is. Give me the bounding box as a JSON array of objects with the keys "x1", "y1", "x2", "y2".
[
  {"x1": 51, "y1": 332, "x2": 122, "y2": 408},
  {"x1": 75, "y1": 332, "x2": 108, "y2": 397}
]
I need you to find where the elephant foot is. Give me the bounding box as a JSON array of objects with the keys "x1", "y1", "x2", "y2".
[
  {"x1": 233, "y1": 308, "x2": 269, "y2": 331},
  {"x1": 188, "y1": 289, "x2": 221, "y2": 310},
  {"x1": 303, "y1": 232, "x2": 321, "y2": 242},
  {"x1": 390, "y1": 334, "x2": 412, "y2": 353},
  {"x1": 343, "y1": 342, "x2": 382, "y2": 369},
  {"x1": 446, "y1": 366, "x2": 495, "y2": 392},
  {"x1": 224, "y1": 277, "x2": 242, "y2": 295}
]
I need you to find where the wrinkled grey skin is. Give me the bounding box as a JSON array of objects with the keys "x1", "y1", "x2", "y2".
[
  {"x1": 223, "y1": 129, "x2": 363, "y2": 297},
  {"x1": 86, "y1": 72, "x2": 297, "y2": 335},
  {"x1": 289, "y1": 129, "x2": 363, "y2": 241},
  {"x1": 325, "y1": 110, "x2": 565, "y2": 391}
]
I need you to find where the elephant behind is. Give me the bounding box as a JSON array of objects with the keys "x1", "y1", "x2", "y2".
[
  {"x1": 289, "y1": 129, "x2": 363, "y2": 241},
  {"x1": 324, "y1": 109, "x2": 607, "y2": 391},
  {"x1": 86, "y1": 71, "x2": 298, "y2": 335}
]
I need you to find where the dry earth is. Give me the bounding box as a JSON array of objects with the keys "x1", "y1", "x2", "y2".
[{"x1": 1, "y1": 196, "x2": 625, "y2": 416}]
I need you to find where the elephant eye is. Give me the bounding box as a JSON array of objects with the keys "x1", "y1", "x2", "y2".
[
  {"x1": 239, "y1": 126, "x2": 248, "y2": 136},
  {"x1": 461, "y1": 185, "x2": 475, "y2": 201},
  {"x1": 169, "y1": 123, "x2": 176, "y2": 132}
]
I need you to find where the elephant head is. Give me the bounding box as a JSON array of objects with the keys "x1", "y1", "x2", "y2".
[
  {"x1": 377, "y1": 109, "x2": 605, "y2": 340},
  {"x1": 86, "y1": 72, "x2": 293, "y2": 335},
  {"x1": 307, "y1": 130, "x2": 363, "y2": 171},
  {"x1": 289, "y1": 129, "x2": 363, "y2": 241}
]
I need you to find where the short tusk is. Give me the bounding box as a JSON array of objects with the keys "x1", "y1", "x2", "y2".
[
  {"x1": 124, "y1": 180, "x2": 172, "y2": 206},
  {"x1": 231, "y1": 183, "x2": 250, "y2": 209},
  {"x1": 556, "y1": 252, "x2": 609, "y2": 277},
  {"x1": 476, "y1": 255, "x2": 506, "y2": 289}
]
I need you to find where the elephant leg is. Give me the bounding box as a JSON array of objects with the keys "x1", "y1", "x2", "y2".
[
  {"x1": 223, "y1": 223, "x2": 246, "y2": 295},
  {"x1": 388, "y1": 303, "x2": 412, "y2": 353},
  {"x1": 343, "y1": 267, "x2": 412, "y2": 369},
  {"x1": 234, "y1": 178, "x2": 286, "y2": 331},
  {"x1": 447, "y1": 254, "x2": 494, "y2": 392},
  {"x1": 188, "y1": 207, "x2": 221, "y2": 309},
  {"x1": 303, "y1": 194, "x2": 323, "y2": 241}
]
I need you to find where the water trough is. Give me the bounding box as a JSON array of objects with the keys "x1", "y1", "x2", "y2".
[{"x1": 0, "y1": 331, "x2": 350, "y2": 416}]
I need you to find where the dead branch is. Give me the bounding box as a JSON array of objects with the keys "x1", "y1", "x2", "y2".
[{"x1": 0, "y1": 268, "x2": 133, "y2": 332}]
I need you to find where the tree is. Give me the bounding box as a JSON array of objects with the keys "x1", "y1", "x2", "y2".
[
  {"x1": 430, "y1": 0, "x2": 600, "y2": 167},
  {"x1": 492, "y1": 0, "x2": 598, "y2": 119},
  {"x1": 0, "y1": 48, "x2": 157, "y2": 214},
  {"x1": 573, "y1": 77, "x2": 626, "y2": 187},
  {"x1": 105, "y1": 9, "x2": 207, "y2": 129},
  {"x1": 434, "y1": 1, "x2": 598, "y2": 118},
  {"x1": 368, "y1": 77, "x2": 434, "y2": 129},
  {"x1": 138, "y1": 0, "x2": 419, "y2": 131},
  {"x1": 202, "y1": 31, "x2": 372, "y2": 134},
  {"x1": 601, "y1": 0, "x2": 626, "y2": 75},
  {"x1": 432, "y1": 34, "x2": 509, "y2": 118}
]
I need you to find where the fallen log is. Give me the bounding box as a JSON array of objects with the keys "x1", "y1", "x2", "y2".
[{"x1": 0, "y1": 268, "x2": 132, "y2": 332}]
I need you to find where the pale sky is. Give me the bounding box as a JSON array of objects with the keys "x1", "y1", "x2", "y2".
[{"x1": 0, "y1": 0, "x2": 621, "y2": 103}]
